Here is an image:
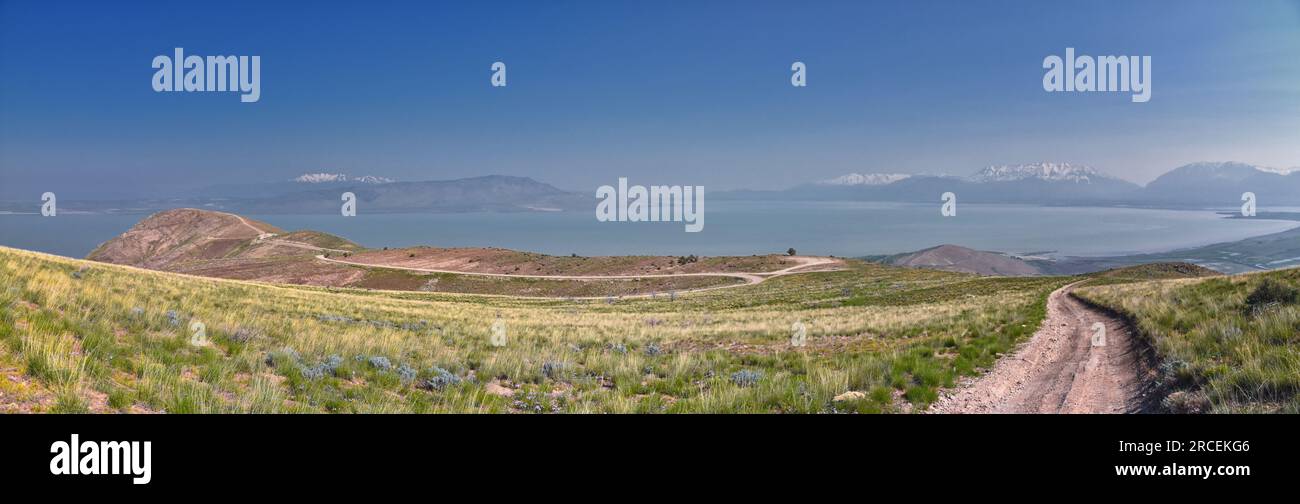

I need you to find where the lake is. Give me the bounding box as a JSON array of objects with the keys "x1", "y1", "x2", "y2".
[{"x1": 1, "y1": 202, "x2": 1296, "y2": 259}]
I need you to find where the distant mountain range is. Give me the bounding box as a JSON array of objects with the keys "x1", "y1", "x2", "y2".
[
  {"x1": 218, "y1": 174, "x2": 586, "y2": 214},
  {"x1": 724, "y1": 162, "x2": 1141, "y2": 204},
  {"x1": 817, "y1": 173, "x2": 912, "y2": 186},
  {"x1": 720, "y1": 161, "x2": 1300, "y2": 207},
  {"x1": 191, "y1": 172, "x2": 397, "y2": 199},
  {"x1": 7, "y1": 162, "x2": 1300, "y2": 215},
  {"x1": 1140, "y1": 162, "x2": 1300, "y2": 207},
  {"x1": 5, "y1": 174, "x2": 588, "y2": 215},
  {"x1": 291, "y1": 173, "x2": 395, "y2": 184},
  {"x1": 968, "y1": 162, "x2": 1108, "y2": 183}
]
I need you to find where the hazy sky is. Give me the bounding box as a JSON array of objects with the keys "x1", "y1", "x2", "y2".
[{"x1": 2, "y1": 0, "x2": 1299, "y2": 199}]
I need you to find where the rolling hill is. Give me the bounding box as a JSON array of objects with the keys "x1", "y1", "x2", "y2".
[
  {"x1": 1, "y1": 243, "x2": 1068, "y2": 413},
  {"x1": 0, "y1": 210, "x2": 1257, "y2": 414},
  {"x1": 83, "y1": 209, "x2": 829, "y2": 297},
  {"x1": 875, "y1": 244, "x2": 1044, "y2": 276}
]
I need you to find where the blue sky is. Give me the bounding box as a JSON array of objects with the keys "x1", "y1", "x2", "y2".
[{"x1": 1, "y1": 0, "x2": 1299, "y2": 199}]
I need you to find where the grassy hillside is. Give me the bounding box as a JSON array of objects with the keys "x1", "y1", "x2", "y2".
[
  {"x1": 1076, "y1": 268, "x2": 1300, "y2": 413},
  {"x1": 1082, "y1": 262, "x2": 1220, "y2": 286},
  {"x1": 343, "y1": 247, "x2": 804, "y2": 276},
  {"x1": 1, "y1": 246, "x2": 1069, "y2": 413}
]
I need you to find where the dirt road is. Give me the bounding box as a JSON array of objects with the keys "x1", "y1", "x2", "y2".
[
  {"x1": 929, "y1": 282, "x2": 1145, "y2": 414},
  {"x1": 206, "y1": 210, "x2": 843, "y2": 299},
  {"x1": 313, "y1": 254, "x2": 843, "y2": 297},
  {"x1": 213, "y1": 211, "x2": 358, "y2": 254}
]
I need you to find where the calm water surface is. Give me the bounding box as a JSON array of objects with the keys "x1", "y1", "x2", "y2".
[{"x1": 1, "y1": 202, "x2": 1295, "y2": 259}]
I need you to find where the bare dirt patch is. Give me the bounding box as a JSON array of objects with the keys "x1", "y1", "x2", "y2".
[
  {"x1": 0, "y1": 366, "x2": 56, "y2": 413},
  {"x1": 930, "y1": 282, "x2": 1147, "y2": 414}
]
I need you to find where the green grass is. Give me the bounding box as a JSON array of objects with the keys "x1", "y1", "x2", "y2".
[
  {"x1": 345, "y1": 265, "x2": 742, "y2": 297},
  {"x1": 1080, "y1": 262, "x2": 1221, "y2": 287},
  {"x1": 0, "y1": 245, "x2": 1069, "y2": 413},
  {"x1": 1076, "y1": 268, "x2": 1300, "y2": 413}
]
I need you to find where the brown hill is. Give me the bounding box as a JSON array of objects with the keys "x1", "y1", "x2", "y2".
[
  {"x1": 84, "y1": 209, "x2": 830, "y2": 297},
  {"x1": 87, "y1": 209, "x2": 284, "y2": 268},
  {"x1": 885, "y1": 244, "x2": 1042, "y2": 276}
]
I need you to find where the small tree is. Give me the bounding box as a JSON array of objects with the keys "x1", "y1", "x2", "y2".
[{"x1": 787, "y1": 248, "x2": 797, "y2": 256}]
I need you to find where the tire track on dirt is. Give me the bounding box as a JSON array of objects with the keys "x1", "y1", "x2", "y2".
[{"x1": 929, "y1": 282, "x2": 1145, "y2": 414}]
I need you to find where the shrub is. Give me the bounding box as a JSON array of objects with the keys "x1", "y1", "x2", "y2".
[
  {"x1": 301, "y1": 365, "x2": 325, "y2": 380},
  {"x1": 1245, "y1": 279, "x2": 1299, "y2": 313},
  {"x1": 512, "y1": 390, "x2": 564, "y2": 413},
  {"x1": 368, "y1": 356, "x2": 393, "y2": 370},
  {"x1": 542, "y1": 361, "x2": 564, "y2": 379},
  {"x1": 422, "y1": 367, "x2": 461, "y2": 390},
  {"x1": 730, "y1": 369, "x2": 763, "y2": 387},
  {"x1": 230, "y1": 327, "x2": 258, "y2": 343},
  {"x1": 265, "y1": 347, "x2": 301, "y2": 367},
  {"x1": 396, "y1": 364, "x2": 418, "y2": 382},
  {"x1": 302, "y1": 354, "x2": 344, "y2": 380},
  {"x1": 1162, "y1": 390, "x2": 1210, "y2": 414}
]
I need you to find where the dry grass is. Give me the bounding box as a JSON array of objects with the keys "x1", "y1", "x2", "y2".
[
  {"x1": 1077, "y1": 269, "x2": 1300, "y2": 413},
  {"x1": 0, "y1": 246, "x2": 1067, "y2": 413}
]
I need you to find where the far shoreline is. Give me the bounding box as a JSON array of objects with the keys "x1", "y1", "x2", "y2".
[{"x1": 2, "y1": 204, "x2": 1299, "y2": 272}]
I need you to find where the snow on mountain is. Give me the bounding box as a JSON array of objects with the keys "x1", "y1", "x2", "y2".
[
  {"x1": 1152, "y1": 162, "x2": 1267, "y2": 183},
  {"x1": 1256, "y1": 165, "x2": 1300, "y2": 176},
  {"x1": 292, "y1": 173, "x2": 347, "y2": 183},
  {"x1": 815, "y1": 164, "x2": 1121, "y2": 187},
  {"x1": 817, "y1": 173, "x2": 912, "y2": 186},
  {"x1": 1142, "y1": 161, "x2": 1300, "y2": 205},
  {"x1": 968, "y1": 163, "x2": 1112, "y2": 183},
  {"x1": 292, "y1": 173, "x2": 394, "y2": 184}
]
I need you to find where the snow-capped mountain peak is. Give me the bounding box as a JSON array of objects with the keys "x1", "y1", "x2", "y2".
[
  {"x1": 291, "y1": 173, "x2": 394, "y2": 184},
  {"x1": 969, "y1": 163, "x2": 1108, "y2": 183},
  {"x1": 817, "y1": 173, "x2": 912, "y2": 186},
  {"x1": 1256, "y1": 165, "x2": 1300, "y2": 176}
]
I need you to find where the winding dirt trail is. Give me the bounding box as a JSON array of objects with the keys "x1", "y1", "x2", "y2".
[
  {"x1": 214, "y1": 211, "x2": 276, "y2": 239},
  {"x1": 263, "y1": 239, "x2": 353, "y2": 255},
  {"x1": 207, "y1": 210, "x2": 844, "y2": 299},
  {"x1": 314, "y1": 254, "x2": 842, "y2": 297},
  {"x1": 929, "y1": 282, "x2": 1144, "y2": 414},
  {"x1": 214, "y1": 211, "x2": 355, "y2": 254}
]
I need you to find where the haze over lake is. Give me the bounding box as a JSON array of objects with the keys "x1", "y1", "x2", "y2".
[{"x1": 2, "y1": 202, "x2": 1296, "y2": 260}]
